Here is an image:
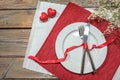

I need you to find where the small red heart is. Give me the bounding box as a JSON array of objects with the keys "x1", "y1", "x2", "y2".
[
  {"x1": 40, "y1": 12, "x2": 48, "y2": 22},
  {"x1": 47, "y1": 8, "x2": 56, "y2": 18}
]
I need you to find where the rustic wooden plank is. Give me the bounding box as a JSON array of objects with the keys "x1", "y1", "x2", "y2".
[
  {"x1": 0, "y1": 0, "x2": 38, "y2": 9},
  {"x1": 0, "y1": 58, "x2": 14, "y2": 79},
  {"x1": 0, "y1": 10, "x2": 35, "y2": 28},
  {"x1": 40, "y1": 0, "x2": 98, "y2": 7},
  {"x1": 0, "y1": 0, "x2": 98, "y2": 10},
  {"x1": 0, "y1": 0, "x2": 97, "y2": 29},
  {"x1": 0, "y1": 29, "x2": 30, "y2": 57},
  {"x1": 5, "y1": 58, "x2": 58, "y2": 80},
  {"x1": 70, "y1": 0, "x2": 98, "y2": 7}
]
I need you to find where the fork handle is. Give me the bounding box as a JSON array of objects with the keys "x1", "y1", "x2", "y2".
[
  {"x1": 86, "y1": 48, "x2": 96, "y2": 74},
  {"x1": 81, "y1": 49, "x2": 87, "y2": 74}
]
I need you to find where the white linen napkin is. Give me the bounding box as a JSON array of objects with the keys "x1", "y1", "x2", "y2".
[
  {"x1": 23, "y1": 1, "x2": 66, "y2": 75},
  {"x1": 23, "y1": 1, "x2": 95, "y2": 75},
  {"x1": 112, "y1": 66, "x2": 120, "y2": 80}
]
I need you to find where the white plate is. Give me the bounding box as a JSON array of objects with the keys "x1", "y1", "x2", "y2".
[{"x1": 55, "y1": 22, "x2": 107, "y2": 74}]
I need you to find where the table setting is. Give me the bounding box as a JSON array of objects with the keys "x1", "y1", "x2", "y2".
[{"x1": 23, "y1": 1, "x2": 120, "y2": 80}]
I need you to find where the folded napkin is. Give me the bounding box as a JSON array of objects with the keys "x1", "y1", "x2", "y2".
[
  {"x1": 29, "y1": 2, "x2": 120, "y2": 80},
  {"x1": 23, "y1": 2, "x2": 65, "y2": 75}
]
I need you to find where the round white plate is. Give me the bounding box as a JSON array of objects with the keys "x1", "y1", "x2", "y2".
[{"x1": 55, "y1": 22, "x2": 107, "y2": 74}]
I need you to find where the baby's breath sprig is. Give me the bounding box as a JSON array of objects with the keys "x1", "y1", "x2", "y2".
[{"x1": 89, "y1": 0, "x2": 120, "y2": 34}]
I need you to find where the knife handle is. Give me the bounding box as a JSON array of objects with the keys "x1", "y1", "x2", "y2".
[{"x1": 86, "y1": 48, "x2": 96, "y2": 74}]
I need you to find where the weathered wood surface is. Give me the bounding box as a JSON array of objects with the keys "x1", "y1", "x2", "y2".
[
  {"x1": 0, "y1": 29, "x2": 30, "y2": 57},
  {"x1": 0, "y1": 0, "x2": 97, "y2": 29},
  {"x1": 0, "y1": 0, "x2": 98, "y2": 79},
  {"x1": 0, "y1": 58, "x2": 14, "y2": 79},
  {"x1": 5, "y1": 58, "x2": 58, "y2": 80},
  {"x1": 0, "y1": 0, "x2": 38, "y2": 9},
  {"x1": 0, "y1": 10, "x2": 35, "y2": 28},
  {"x1": 0, "y1": 0, "x2": 98, "y2": 9}
]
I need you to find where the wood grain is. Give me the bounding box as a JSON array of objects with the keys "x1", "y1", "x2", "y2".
[
  {"x1": 0, "y1": 29, "x2": 30, "y2": 57},
  {"x1": 0, "y1": 0, "x2": 98, "y2": 29},
  {"x1": 5, "y1": 58, "x2": 58, "y2": 79},
  {"x1": 0, "y1": 10, "x2": 35, "y2": 28},
  {"x1": 0, "y1": 0, "x2": 98, "y2": 10},
  {"x1": 0, "y1": 58, "x2": 14, "y2": 79},
  {"x1": 0, "y1": 0, "x2": 38, "y2": 9},
  {"x1": 40, "y1": 0, "x2": 98, "y2": 7},
  {"x1": 70, "y1": 0, "x2": 98, "y2": 7}
]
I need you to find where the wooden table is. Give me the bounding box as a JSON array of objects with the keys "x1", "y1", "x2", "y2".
[{"x1": 0, "y1": 0, "x2": 97, "y2": 80}]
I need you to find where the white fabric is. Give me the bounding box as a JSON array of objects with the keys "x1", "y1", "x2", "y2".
[{"x1": 23, "y1": 2, "x2": 66, "y2": 75}]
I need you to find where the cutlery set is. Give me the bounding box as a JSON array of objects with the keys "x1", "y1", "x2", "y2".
[{"x1": 78, "y1": 23, "x2": 96, "y2": 74}]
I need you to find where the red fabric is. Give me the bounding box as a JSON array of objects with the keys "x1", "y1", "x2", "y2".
[{"x1": 29, "y1": 2, "x2": 120, "y2": 80}]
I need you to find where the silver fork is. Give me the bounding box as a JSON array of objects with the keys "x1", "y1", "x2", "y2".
[
  {"x1": 78, "y1": 26, "x2": 86, "y2": 74},
  {"x1": 78, "y1": 24, "x2": 96, "y2": 74}
]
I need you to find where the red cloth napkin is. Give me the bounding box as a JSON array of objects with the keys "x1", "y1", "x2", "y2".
[{"x1": 29, "y1": 2, "x2": 120, "y2": 80}]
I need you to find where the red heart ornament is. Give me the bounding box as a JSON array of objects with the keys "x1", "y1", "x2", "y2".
[
  {"x1": 47, "y1": 8, "x2": 57, "y2": 18},
  {"x1": 40, "y1": 12, "x2": 48, "y2": 22}
]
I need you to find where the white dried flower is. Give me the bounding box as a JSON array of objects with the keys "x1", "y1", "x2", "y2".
[
  {"x1": 89, "y1": 0, "x2": 120, "y2": 34},
  {"x1": 94, "y1": 0, "x2": 120, "y2": 26}
]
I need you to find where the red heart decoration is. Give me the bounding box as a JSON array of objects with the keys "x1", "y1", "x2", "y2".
[
  {"x1": 47, "y1": 8, "x2": 57, "y2": 18},
  {"x1": 40, "y1": 12, "x2": 48, "y2": 22}
]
